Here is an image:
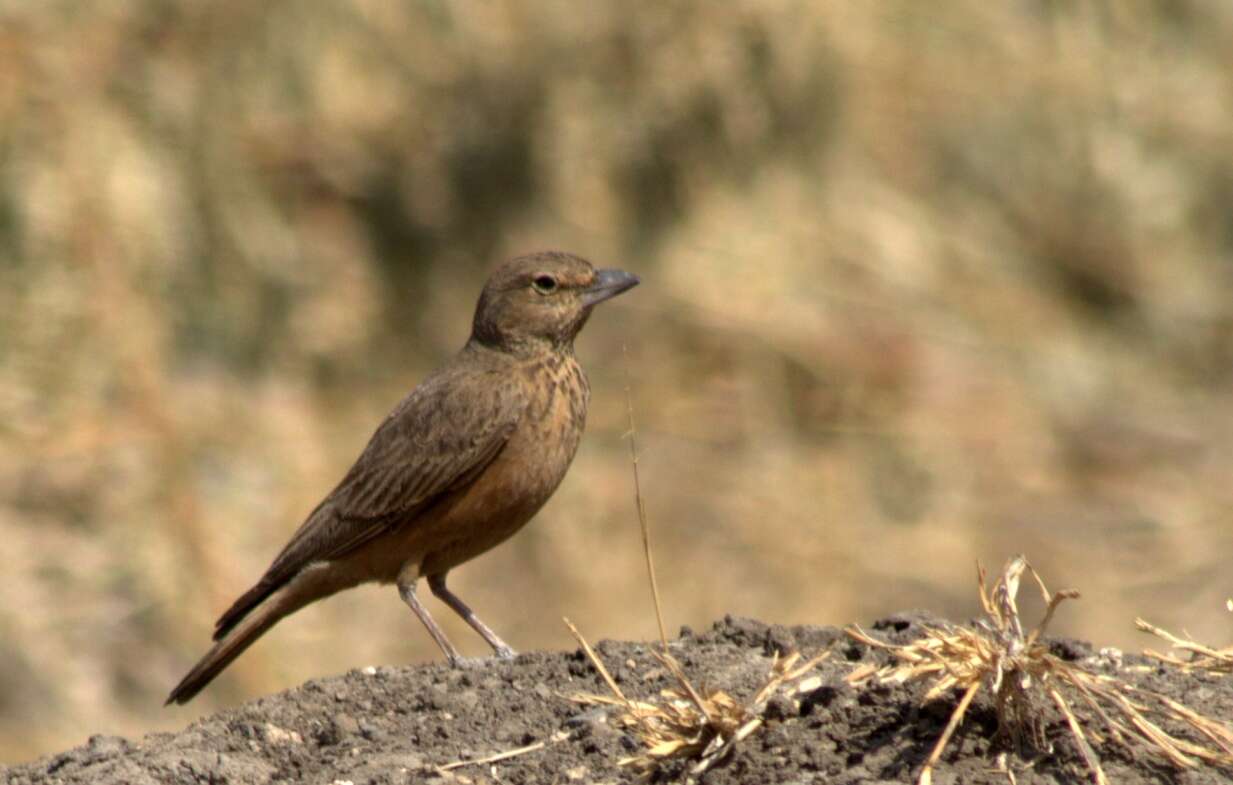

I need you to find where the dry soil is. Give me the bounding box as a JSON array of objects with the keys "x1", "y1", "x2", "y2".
[{"x1": 5, "y1": 615, "x2": 1232, "y2": 785}]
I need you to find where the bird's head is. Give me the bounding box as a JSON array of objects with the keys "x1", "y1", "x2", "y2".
[{"x1": 470, "y1": 251, "x2": 639, "y2": 354}]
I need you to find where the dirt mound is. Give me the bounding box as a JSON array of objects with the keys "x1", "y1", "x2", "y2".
[{"x1": 5, "y1": 615, "x2": 1231, "y2": 785}]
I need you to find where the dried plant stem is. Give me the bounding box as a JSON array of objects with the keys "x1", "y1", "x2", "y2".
[
  {"x1": 436, "y1": 740, "x2": 547, "y2": 772},
  {"x1": 564, "y1": 617, "x2": 628, "y2": 704},
  {"x1": 623, "y1": 343, "x2": 667, "y2": 650},
  {"x1": 1048, "y1": 686, "x2": 1107, "y2": 785},
  {"x1": 920, "y1": 681, "x2": 980, "y2": 785},
  {"x1": 1137, "y1": 617, "x2": 1233, "y2": 673}
]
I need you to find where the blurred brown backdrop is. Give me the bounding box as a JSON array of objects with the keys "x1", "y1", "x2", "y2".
[{"x1": 4, "y1": 0, "x2": 1233, "y2": 763}]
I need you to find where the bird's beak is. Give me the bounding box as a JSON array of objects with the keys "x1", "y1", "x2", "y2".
[{"x1": 581, "y1": 268, "x2": 640, "y2": 307}]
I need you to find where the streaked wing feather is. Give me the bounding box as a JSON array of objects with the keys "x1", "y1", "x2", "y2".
[
  {"x1": 317, "y1": 428, "x2": 513, "y2": 560},
  {"x1": 261, "y1": 367, "x2": 522, "y2": 585}
]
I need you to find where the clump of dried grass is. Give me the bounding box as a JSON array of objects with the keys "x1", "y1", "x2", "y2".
[
  {"x1": 847, "y1": 556, "x2": 1233, "y2": 785},
  {"x1": 564, "y1": 369, "x2": 828, "y2": 779},
  {"x1": 568, "y1": 619, "x2": 828, "y2": 780},
  {"x1": 1137, "y1": 604, "x2": 1233, "y2": 675}
]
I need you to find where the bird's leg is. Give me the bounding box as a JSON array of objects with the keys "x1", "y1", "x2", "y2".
[
  {"x1": 397, "y1": 577, "x2": 463, "y2": 665},
  {"x1": 428, "y1": 573, "x2": 516, "y2": 659}
]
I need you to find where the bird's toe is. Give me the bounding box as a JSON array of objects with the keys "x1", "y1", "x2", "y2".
[{"x1": 448, "y1": 655, "x2": 509, "y2": 670}]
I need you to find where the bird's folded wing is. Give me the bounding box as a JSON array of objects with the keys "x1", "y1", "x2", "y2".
[
  {"x1": 290, "y1": 369, "x2": 523, "y2": 567},
  {"x1": 213, "y1": 367, "x2": 523, "y2": 639}
]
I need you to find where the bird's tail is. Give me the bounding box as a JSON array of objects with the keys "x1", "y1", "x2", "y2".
[
  {"x1": 166, "y1": 600, "x2": 279, "y2": 705},
  {"x1": 166, "y1": 585, "x2": 299, "y2": 705}
]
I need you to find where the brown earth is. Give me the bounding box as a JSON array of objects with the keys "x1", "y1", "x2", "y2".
[{"x1": 5, "y1": 615, "x2": 1232, "y2": 785}]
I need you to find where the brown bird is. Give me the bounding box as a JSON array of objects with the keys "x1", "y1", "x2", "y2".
[{"x1": 167, "y1": 251, "x2": 638, "y2": 705}]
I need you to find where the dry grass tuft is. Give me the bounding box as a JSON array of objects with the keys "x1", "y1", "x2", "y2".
[
  {"x1": 567, "y1": 619, "x2": 828, "y2": 780},
  {"x1": 561, "y1": 361, "x2": 828, "y2": 779},
  {"x1": 1137, "y1": 606, "x2": 1233, "y2": 675},
  {"x1": 847, "y1": 556, "x2": 1233, "y2": 785}
]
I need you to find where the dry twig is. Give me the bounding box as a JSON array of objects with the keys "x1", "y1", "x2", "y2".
[
  {"x1": 435, "y1": 739, "x2": 550, "y2": 773},
  {"x1": 1137, "y1": 616, "x2": 1233, "y2": 674},
  {"x1": 623, "y1": 344, "x2": 668, "y2": 650}
]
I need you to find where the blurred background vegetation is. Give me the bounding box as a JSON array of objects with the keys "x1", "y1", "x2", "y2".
[{"x1": 3, "y1": 0, "x2": 1233, "y2": 763}]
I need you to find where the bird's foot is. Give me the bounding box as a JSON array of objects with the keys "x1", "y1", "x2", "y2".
[
  {"x1": 493, "y1": 644, "x2": 516, "y2": 660},
  {"x1": 447, "y1": 652, "x2": 516, "y2": 670},
  {"x1": 446, "y1": 644, "x2": 517, "y2": 669}
]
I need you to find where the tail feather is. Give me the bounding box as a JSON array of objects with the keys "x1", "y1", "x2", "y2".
[
  {"x1": 168, "y1": 562, "x2": 349, "y2": 705},
  {"x1": 166, "y1": 598, "x2": 285, "y2": 706},
  {"x1": 212, "y1": 579, "x2": 278, "y2": 642}
]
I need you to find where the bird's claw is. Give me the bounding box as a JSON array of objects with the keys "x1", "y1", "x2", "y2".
[{"x1": 447, "y1": 650, "x2": 517, "y2": 670}]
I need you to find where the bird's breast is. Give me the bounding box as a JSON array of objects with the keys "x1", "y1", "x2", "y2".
[
  {"x1": 411, "y1": 353, "x2": 590, "y2": 576},
  {"x1": 506, "y1": 351, "x2": 590, "y2": 500}
]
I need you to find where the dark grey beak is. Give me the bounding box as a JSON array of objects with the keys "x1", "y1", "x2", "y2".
[{"x1": 581, "y1": 268, "x2": 640, "y2": 307}]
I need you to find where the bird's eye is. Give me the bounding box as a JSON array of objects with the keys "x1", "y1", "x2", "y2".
[{"x1": 532, "y1": 275, "x2": 558, "y2": 294}]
